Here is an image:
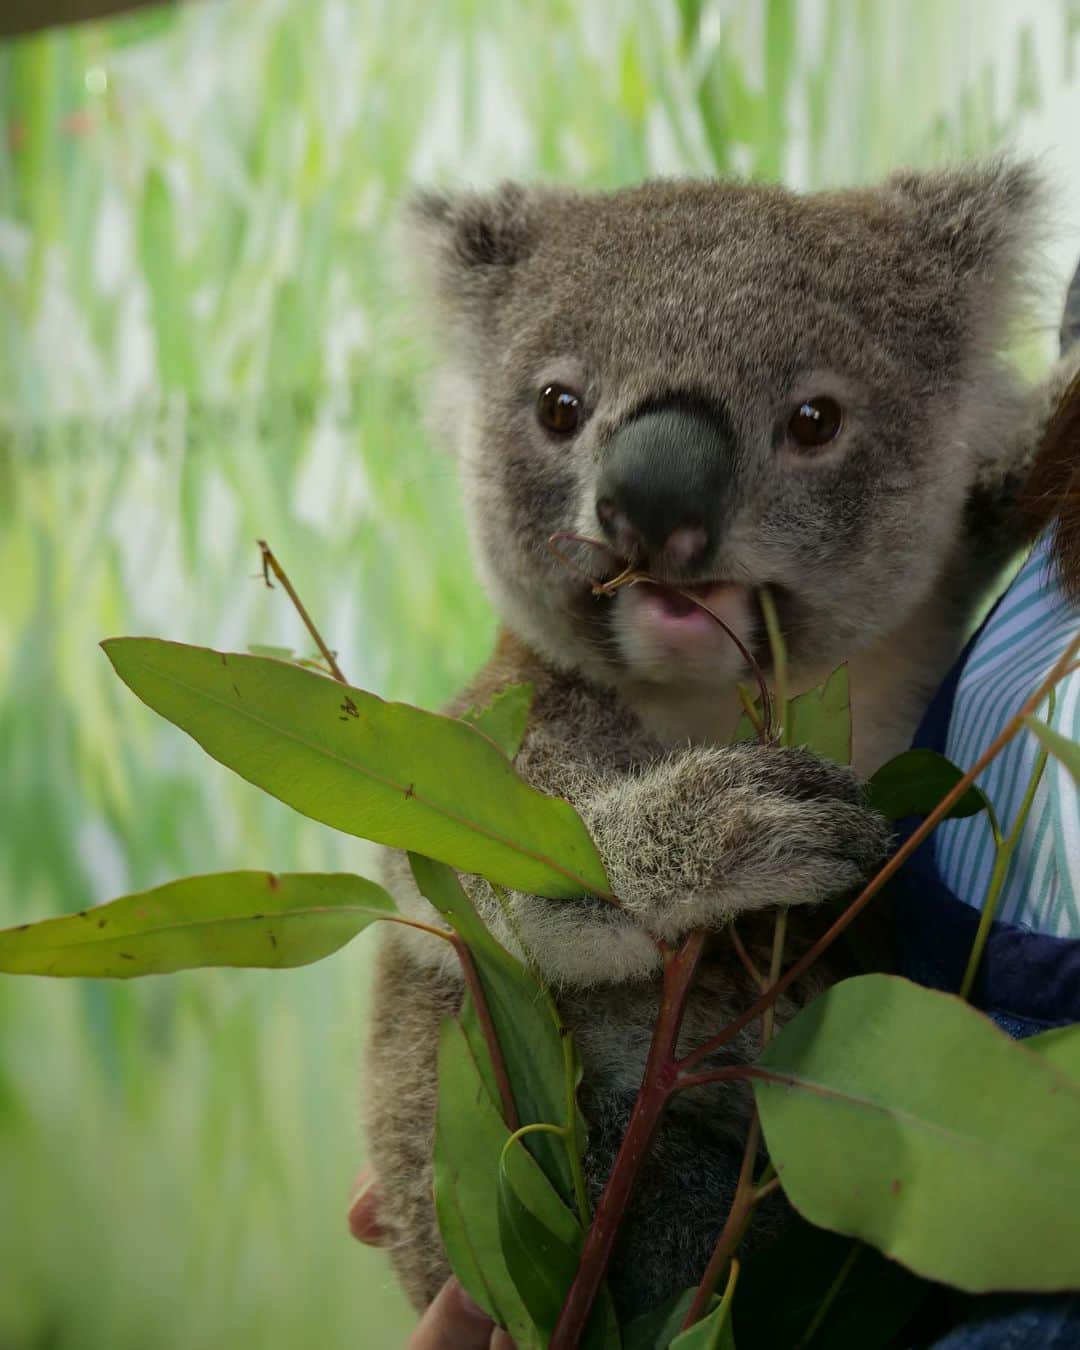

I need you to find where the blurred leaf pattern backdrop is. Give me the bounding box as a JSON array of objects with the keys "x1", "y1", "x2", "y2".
[{"x1": 1, "y1": 1, "x2": 1079, "y2": 1346}]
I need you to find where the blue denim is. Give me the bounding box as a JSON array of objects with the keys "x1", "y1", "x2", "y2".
[{"x1": 929, "y1": 1294, "x2": 1080, "y2": 1349}]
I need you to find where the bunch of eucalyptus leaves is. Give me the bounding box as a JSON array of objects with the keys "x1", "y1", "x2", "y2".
[{"x1": 2, "y1": 547, "x2": 1078, "y2": 1350}]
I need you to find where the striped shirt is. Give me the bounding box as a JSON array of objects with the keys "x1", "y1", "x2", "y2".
[{"x1": 931, "y1": 530, "x2": 1080, "y2": 938}]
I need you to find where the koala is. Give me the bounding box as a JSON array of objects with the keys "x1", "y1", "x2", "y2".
[{"x1": 366, "y1": 162, "x2": 1076, "y2": 1319}]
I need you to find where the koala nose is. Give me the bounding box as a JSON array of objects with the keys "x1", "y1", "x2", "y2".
[{"x1": 595, "y1": 397, "x2": 732, "y2": 571}]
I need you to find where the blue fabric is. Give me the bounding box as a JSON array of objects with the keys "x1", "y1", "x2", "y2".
[
  {"x1": 930, "y1": 1294, "x2": 1080, "y2": 1349},
  {"x1": 891, "y1": 599, "x2": 1080, "y2": 1347},
  {"x1": 890, "y1": 600, "x2": 1080, "y2": 1028}
]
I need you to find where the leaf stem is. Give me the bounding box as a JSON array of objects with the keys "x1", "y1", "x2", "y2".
[
  {"x1": 563, "y1": 1030, "x2": 593, "y2": 1228},
  {"x1": 549, "y1": 932, "x2": 707, "y2": 1350},
  {"x1": 677, "y1": 631, "x2": 1080, "y2": 1073},
  {"x1": 681, "y1": 906, "x2": 787, "y2": 1332},
  {"x1": 794, "y1": 1240, "x2": 862, "y2": 1349},
  {"x1": 959, "y1": 688, "x2": 1055, "y2": 999},
  {"x1": 448, "y1": 935, "x2": 520, "y2": 1132},
  {"x1": 759, "y1": 588, "x2": 787, "y2": 743},
  {"x1": 730, "y1": 923, "x2": 766, "y2": 989},
  {"x1": 257, "y1": 539, "x2": 347, "y2": 683},
  {"x1": 680, "y1": 1116, "x2": 760, "y2": 1330},
  {"x1": 499, "y1": 1122, "x2": 568, "y2": 1166},
  {"x1": 760, "y1": 910, "x2": 787, "y2": 1046},
  {"x1": 736, "y1": 682, "x2": 766, "y2": 741},
  {"x1": 711, "y1": 1257, "x2": 741, "y2": 1347}
]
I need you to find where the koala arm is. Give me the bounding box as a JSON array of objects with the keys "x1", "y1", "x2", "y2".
[{"x1": 385, "y1": 674, "x2": 891, "y2": 991}]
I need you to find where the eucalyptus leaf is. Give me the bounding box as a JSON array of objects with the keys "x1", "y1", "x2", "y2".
[
  {"x1": 1024, "y1": 1022, "x2": 1080, "y2": 1081},
  {"x1": 103, "y1": 639, "x2": 610, "y2": 900},
  {"x1": 623, "y1": 1289, "x2": 715, "y2": 1350},
  {"x1": 784, "y1": 662, "x2": 851, "y2": 765},
  {"x1": 754, "y1": 974, "x2": 1080, "y2": 1292},
  {"x1": 670, "y1": 1301, "x2": 736, "y2": 1350},
  {"x1": 0, "y1": 872, "x2": 395, "y2": 977},
  {"x1": 434, "y1": 1015, "x2": 536, "y2": 1344},
  {"x1": 463, "y1": 683, "x2": 534, "y2": 759},
  {"x1": 1024, "y1": 716, "x2": 1080, "y2": 785},
  {"x1": 409, "y1": 854, "x2": 587, "y2": 1212},
  {"x1": 867, "y1": 748, "x2": 990, "y2": 822},
  {"x1": 494, "y1": 1144, "x2": 622, "y2": 1348},
  {"x1": 732, "y1": 664, "x2": 850, "y2": 765},
  {"x1": 496, "y1": 1146, "x2": 582, "y2": 1341},
  {"x1": 732, "y1": 1217, "x2": 926, "y2": 1350}
]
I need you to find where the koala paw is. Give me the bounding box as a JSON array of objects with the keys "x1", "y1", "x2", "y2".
[{"x1": 584, "y1": 741, "x2": 892, "y2": 940}]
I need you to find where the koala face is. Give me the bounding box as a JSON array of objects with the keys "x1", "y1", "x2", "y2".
[{"x1": 412, "y1": 165, "x2": 1041, "y2": 693}]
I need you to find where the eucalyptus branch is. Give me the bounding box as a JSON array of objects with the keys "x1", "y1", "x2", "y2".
[
  {"x1": 449, "y1": 935, "x2": 520, "y2": 1133},
  {"x1": 681, "y1": 1116, "x2": 760, "y2": 1329},
  {"x1": 257, "y1": 538, "x2": 347, "y2": 683},
  {"x1": 959, "y1": 687, "x2": 1055, "y2": 999},
  {"x1": 730, "y1": 923, "x2": 766, "y2": 989},
  {"x1": 794, "y1": 1241, "x2": 863, "y2": 1349},
  {"x1": 549, "y1": 932, "x2": 708, "y2": 1350},
  {"x1": 545, "y1": 532, "x2": 774, "y2": 741},
  {"x1": 678, "y1": 629, "x2": 1080, "y2": 1074}
]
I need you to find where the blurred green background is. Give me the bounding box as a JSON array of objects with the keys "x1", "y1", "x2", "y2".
[{"x1": 1, "y1": 2, "x2": 1078, "y2": 1346}]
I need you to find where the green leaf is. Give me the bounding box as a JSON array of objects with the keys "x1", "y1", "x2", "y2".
[
  {"x1": 0, "y1": 872, "x2": 395, "y2": 977},
  {"x1": 462, "y1": 683, "x2": 534, "y2": 760},
  {"x1": 1024, "y1": 716, "x2": 1080, "y2": 784},
  {"x1": 785, "y1": 663, "x2": 851, "y2": 765},
  {"x1": 409, "y1": 855, "x2": 587, "y2": 1212},
  {"x1": 434, "y1": 1016, "x2": 537, "y2": 1344},
  {"x1": 624, "y1": 1290, "x2": 715, "y2": 1350},
  {"x1": 496, "y1": 1145, "x2": 583, "y2": 1341},
  {"x1": 102, "y1": 639, "x2": 610, "y2": 900},
  {"x1": 754, "y1": 974, "x2": 1080, "y2": 1292},
  {"x1": 732, "y1": 665, "x2": 851, "y2": 765},
  {"x1": 246, "y1": 643, "x2": 296, "y2": 660},
  {"x1": 733, "y1": 1218, "x2": 927, "y2": 1349},
  {"x1": 867, "y1": 748, "x2": 991, "y2": 822},
  {"x1": 435, "y1": 1017, "x2": 617, "y2": 1350},
  {"x1": 1025, "y1": 1023, "x2": 1080, "y2": 1081},
  {"x1": 671, "y1": 1302, "x2": 736, "y2": 1349}
]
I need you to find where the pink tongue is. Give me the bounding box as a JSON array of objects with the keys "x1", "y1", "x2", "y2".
[{"x1": 654, "y1": 588, "x2": 700, "y2": 618}]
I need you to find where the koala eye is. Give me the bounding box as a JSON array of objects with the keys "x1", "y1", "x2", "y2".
[
  {"x1": 537, "y1": 383, "x2": 583, "y2": 437},
  {"x1": 787, "y1": 396, "x2": 844, "y2": 449}
]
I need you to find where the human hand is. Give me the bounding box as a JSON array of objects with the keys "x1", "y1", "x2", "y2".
[{"x1": 348, "y1": 1165, "x2": 515, "y2": 1349}]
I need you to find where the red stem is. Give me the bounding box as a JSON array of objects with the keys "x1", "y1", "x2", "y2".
[
  {"x1": 677, "y1": 631, "x2": 1080, "y2": 1076},
  {"x1": 681, "y1": 1112, "x2": 760, "y2": 1329},
  {"x1": 449, "y1": 935, "x2": 520, "y2": 1132},
  {"x1": 549, "y1": 932, "x2": 707, "y2": 1350}
]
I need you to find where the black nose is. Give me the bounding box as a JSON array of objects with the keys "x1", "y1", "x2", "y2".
[{"x1": 595, "y1": 397, "x2": 732, "y2": 569}]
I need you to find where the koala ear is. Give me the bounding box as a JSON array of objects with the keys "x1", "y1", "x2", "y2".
[
  {"x1": 407, "y1": 182, "x2": 537, "y2": 273},
  {"x1": 886, "y1": 159, "x2": 1048, "y2": 284},
  {"x1": 881, "y1": 160, "x2": 1051, "y2": 362}
]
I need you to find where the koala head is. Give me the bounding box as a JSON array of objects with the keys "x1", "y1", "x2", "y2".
[{"x1": 409, "y1": 163, "x2": 1044, "y2": 695}]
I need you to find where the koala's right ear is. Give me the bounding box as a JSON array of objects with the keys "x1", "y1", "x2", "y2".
[{"x1": 402, "y1": 184, "x2": 538, "y2": 338}]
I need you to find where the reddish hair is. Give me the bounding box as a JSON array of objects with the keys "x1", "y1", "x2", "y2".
[{"x1": 1021, "y1": 367, "x2": 1080, "y2": 597}]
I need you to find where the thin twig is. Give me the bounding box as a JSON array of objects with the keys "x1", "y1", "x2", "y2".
[
  {"x1": 257, "y1": 538, "x2": 347, "y2": 683},
  {"x1": 730, "y1": 924, "x2": 766, "y2": 990},
  {"x1": 678, "y1": 629, "x2": 1080, "y2": 1073},
  {"x1": 544, "y1": 531, "x2": 775, "y2": 739},
  {"x1": 681, "y1": 1115, "x2": 760, "y2": 1329},
  {"x1": 549, "y1": 933, "x2": 708, "y2": 1350},
  {"x1": 795, "y1": 1240, "x2": 863, "y2": 1349},
  {"x1": 449, "y1": 935, "x2": 520, "y2": 1133},
  {"x1": 959, "y1": 686, "x2": 1055, "y2": 998}
]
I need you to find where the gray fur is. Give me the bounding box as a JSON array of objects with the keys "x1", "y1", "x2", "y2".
[{"x1": 368, "y1": 163, "x2": 1068, "y2": 1317}]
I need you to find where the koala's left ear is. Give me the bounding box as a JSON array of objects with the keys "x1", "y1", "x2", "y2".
[
  {"x1": 402, "y1": 183, "x2": 544, "y2": 346},
  {"x1": 407, "y1": 182, "x2": 537, "y2": 273},
  {"x1": 886, "y1": 158, "x2": 1048, "y2": 287}
]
